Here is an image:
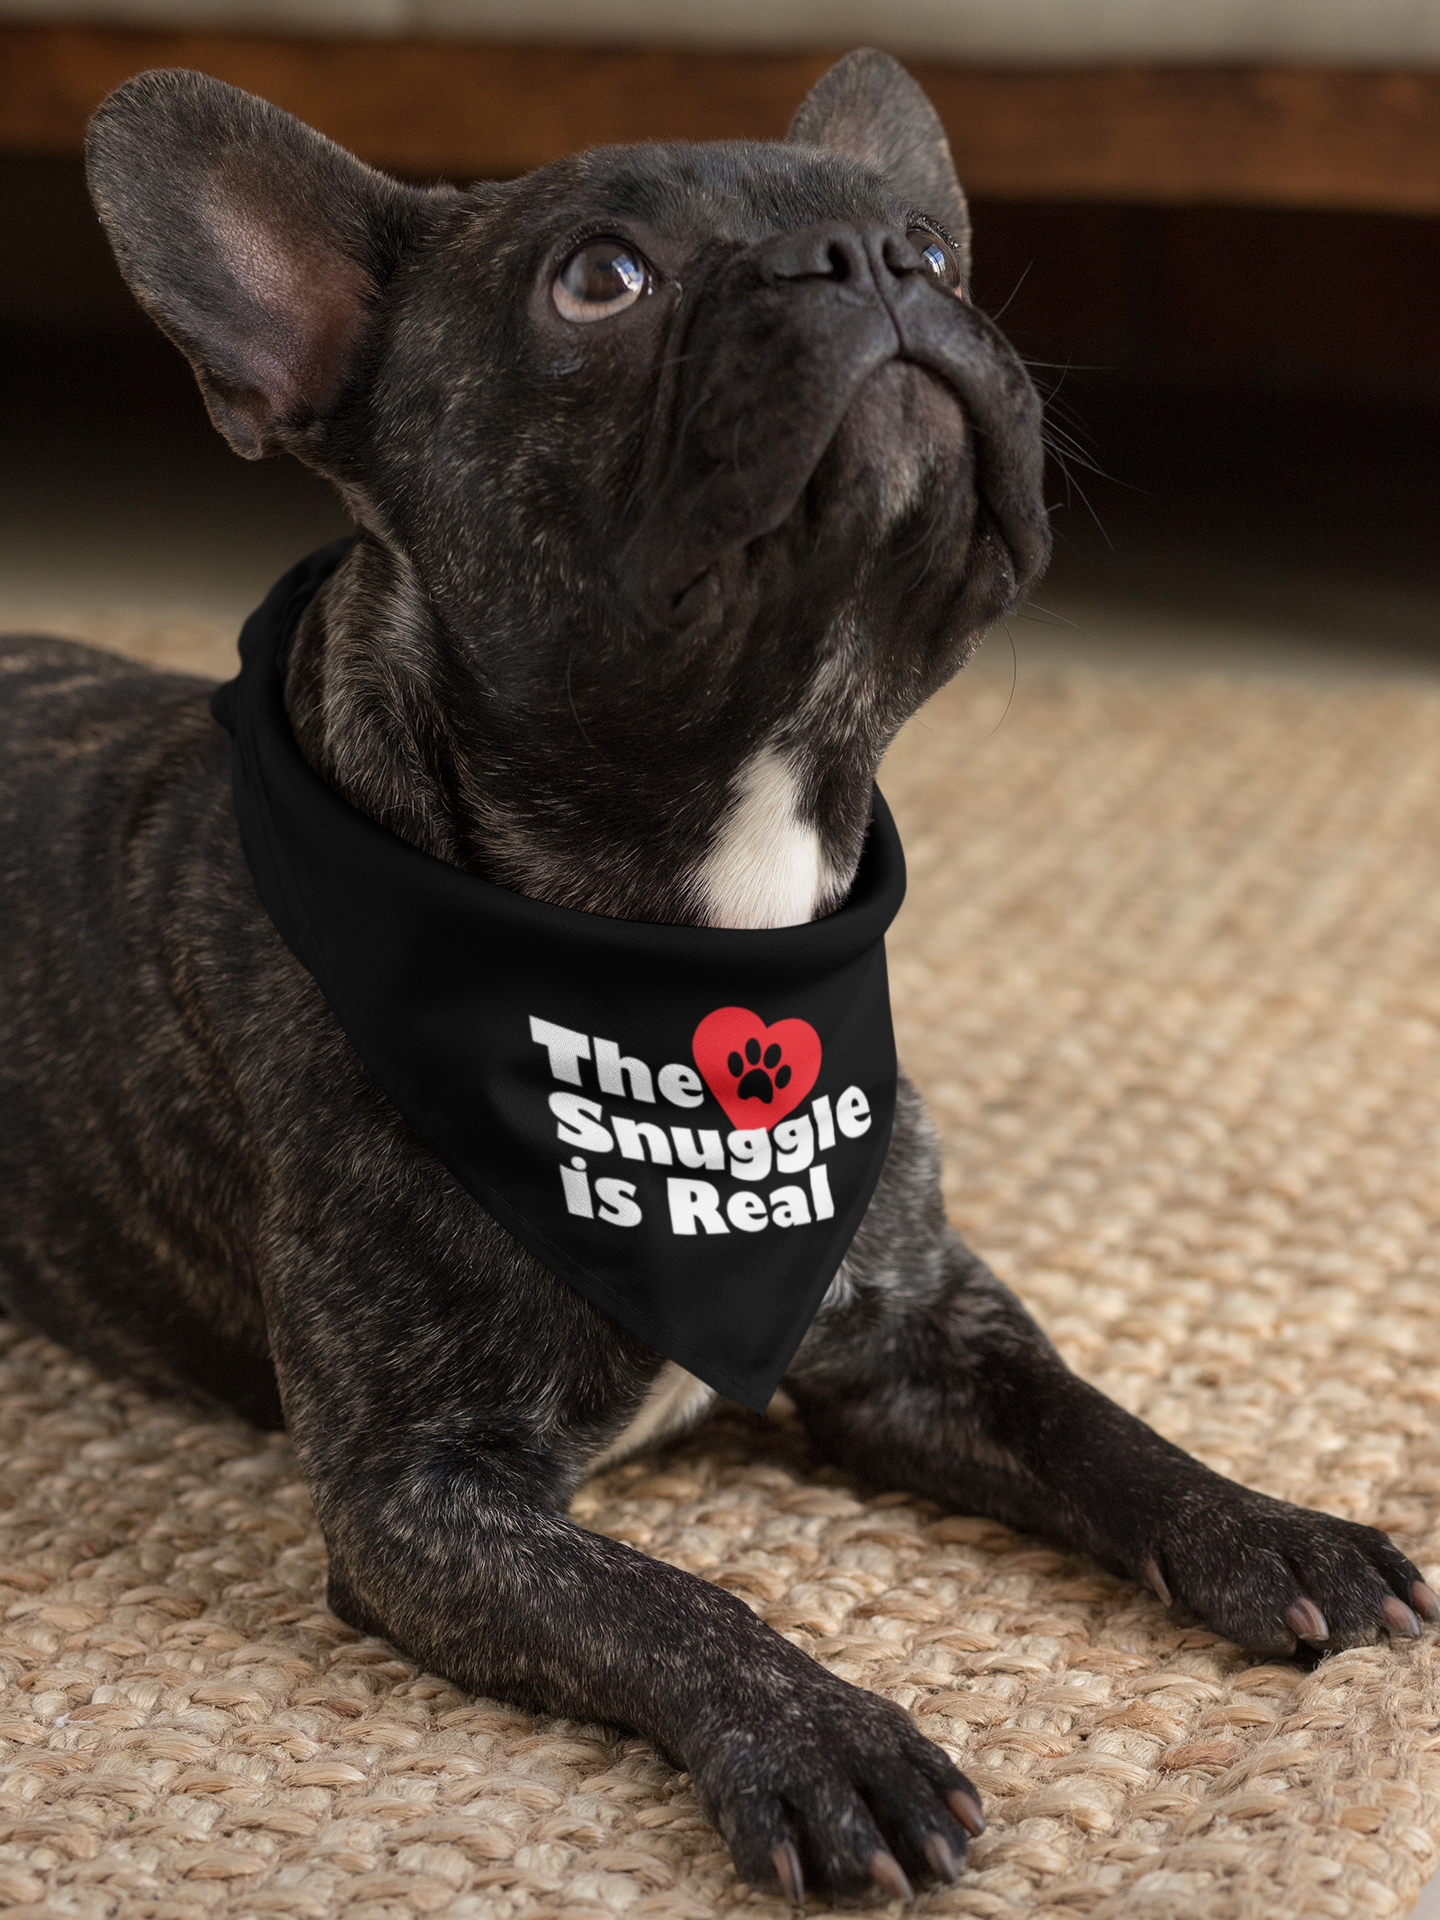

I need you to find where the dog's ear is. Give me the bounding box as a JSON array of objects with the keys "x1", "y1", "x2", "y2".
[
  {"x1": 786, "y1": 49, "x2": 970, "y2": 281},
  {"x1": 86, "y1": 69, "x2": 454, "y2": 459}
]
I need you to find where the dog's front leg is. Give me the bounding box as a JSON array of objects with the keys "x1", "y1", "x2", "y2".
[
  {"x1": 318, "y1": 1471, "x2": 983, "y2": 1894},
  {"x1": 787, "y1": 1077, "x2": 1436, "y2": 1658},
  {"x1": 262, "y1": 1233, "x2": 981, "y2": 1901}
]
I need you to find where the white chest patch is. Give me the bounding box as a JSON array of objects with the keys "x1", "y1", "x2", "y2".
[
  {"x1": 588, "y1": 1362, "x2": 718, "y2": 1472},
  {"x1": 696, "y1": 746, "x2": 833, "y2": 930}
]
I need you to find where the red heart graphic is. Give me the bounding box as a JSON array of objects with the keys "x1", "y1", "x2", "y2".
[{"x1": 692, "y1": 1007, "x2": 822, "y2": 1132}]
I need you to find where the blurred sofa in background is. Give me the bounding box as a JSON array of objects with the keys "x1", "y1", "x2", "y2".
[
  {"x1": 5, "y1": 0, "x2": 1440, "y2": 207},
  {"x1": 2, "y1": 0, "x2": 1437, "y2": 646}
]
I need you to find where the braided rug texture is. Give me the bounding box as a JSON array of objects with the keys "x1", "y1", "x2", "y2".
[{"x1": 1, "y1": 610, "x2": 1439, "y2": 1920}]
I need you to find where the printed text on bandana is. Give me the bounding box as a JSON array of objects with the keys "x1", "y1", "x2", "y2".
[{"x1": 530, "y1": 1011, "x2": 871, "y2": 1236}]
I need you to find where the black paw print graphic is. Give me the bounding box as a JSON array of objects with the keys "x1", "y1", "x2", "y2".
[{"x1": 728, "y1": 1037, "x2": 793, "y2": 1105}]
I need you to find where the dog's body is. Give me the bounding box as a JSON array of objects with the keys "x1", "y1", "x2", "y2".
[{"x1": 0, "y1": 53, "x2": 1431, "y2": 1900}]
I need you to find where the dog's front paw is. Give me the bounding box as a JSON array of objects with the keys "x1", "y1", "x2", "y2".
[
  {"x1": 690, "y1": 1675, "x2": 982, "y2": 1901},
  {"x1": 1143, "y1": 1474, "x2": 1439, "y2": 1656}
]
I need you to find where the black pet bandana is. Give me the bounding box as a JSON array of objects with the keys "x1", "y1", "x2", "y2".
[{"x1": 212, "y1": 542, "x2": 907, "y2": 1412}]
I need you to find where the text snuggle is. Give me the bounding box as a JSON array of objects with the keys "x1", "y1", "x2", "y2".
[{"x1": 530, "y1": 1014, "x2": 870, "y2": 1235}]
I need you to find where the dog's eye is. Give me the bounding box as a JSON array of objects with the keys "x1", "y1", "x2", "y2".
[
  {"x1": 907, "y1": 228, "x2": 962, "y2": 294},
  {"x1": 553, "y1": 240, "x2": 649, "y2": 323}
]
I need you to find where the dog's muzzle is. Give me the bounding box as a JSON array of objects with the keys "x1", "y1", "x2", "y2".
[{"x1": 616, "y1": 221, "x2": 1050, "y2": 625}]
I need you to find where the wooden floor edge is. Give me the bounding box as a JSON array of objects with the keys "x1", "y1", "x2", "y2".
[{"x1": 2, "y1": 22, "x2": 1439, "y2": 212}]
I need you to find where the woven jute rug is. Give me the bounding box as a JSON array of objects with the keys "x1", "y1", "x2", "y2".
[{"x1": 2, "y1": 603, "x2": 1439, "y2": 1920}]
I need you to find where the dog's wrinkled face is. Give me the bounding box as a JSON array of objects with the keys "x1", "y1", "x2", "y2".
[
  {"x1": 86, "y1": 56, "x2": 1049, "y2": 916},
  {"x1": 378, "y1": 137, "x2": 1043, "y2": 674}
]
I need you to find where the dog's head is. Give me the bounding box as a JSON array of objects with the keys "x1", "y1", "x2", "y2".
[{"x1": 86, "y1": 56, "x2": 1049, "y2": 922}]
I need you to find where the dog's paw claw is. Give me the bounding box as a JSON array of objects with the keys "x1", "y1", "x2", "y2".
[
  {"x1": 1143, "y1": 1554, "x2": 1173, "y2": 1607},
  {"x1": 922, "y1": 1832, "x2": 961, "y2": 1884},
  {"x1": 1383, "y1": 1595, "x2": 1423, "y2": 1638},
  {"x1": 771, "y1": 1840, "x2": 805, "y2": 1906},
  {"x1": 868, "y1": 1851, "x2": 913, "y2": 1902},
  {"x1": 1413, "y1": 1581, "x2": 1440, "y2": 1624},
  {"x1": 1285, "y1": 1597, "x2": 1329, "y2": 1643},
  {"x1": 947, "y1": 1787, "x2": 985, "y2": 1837}
]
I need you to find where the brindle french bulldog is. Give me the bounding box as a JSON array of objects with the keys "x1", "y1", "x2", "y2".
[{"x1": 0, "y1": 50, "x2": 1432, "y2": 1903}]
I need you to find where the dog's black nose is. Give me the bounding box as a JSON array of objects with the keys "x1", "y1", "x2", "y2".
[{"x1": 757, "y1": 223, "x2": 927, "y2": 296}]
